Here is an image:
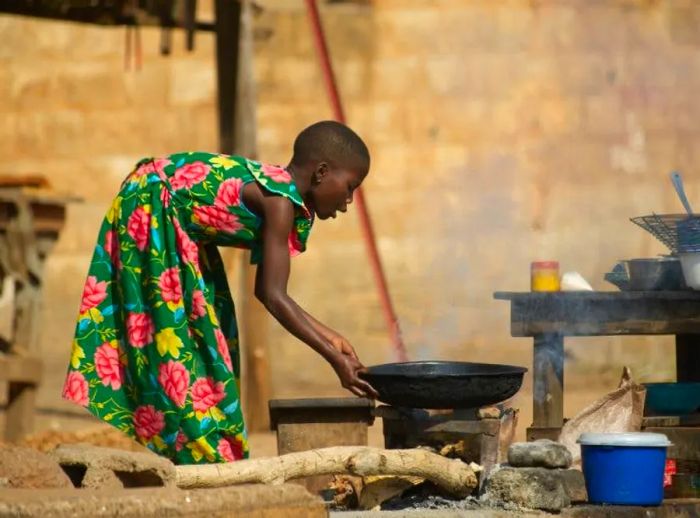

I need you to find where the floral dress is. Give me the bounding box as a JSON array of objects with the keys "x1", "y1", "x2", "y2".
[{"x1": 62, "y1": 152, "x2": 313, "y2": 464}]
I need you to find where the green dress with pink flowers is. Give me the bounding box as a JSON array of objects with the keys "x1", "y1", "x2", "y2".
[{"x1": 62, "y1": 152, "x2": 313, "y2": 464}]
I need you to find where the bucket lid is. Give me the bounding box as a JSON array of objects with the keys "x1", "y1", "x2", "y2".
[{"x1": 577, "y1": 432, "x2": 671, "y2": 447}]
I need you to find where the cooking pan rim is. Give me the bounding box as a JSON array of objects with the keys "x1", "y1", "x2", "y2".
[{"x1": 361, "y1": 360, "x2": 528, "y2": 378}]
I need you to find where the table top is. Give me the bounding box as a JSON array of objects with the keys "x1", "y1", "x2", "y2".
[
  {"x1": 493, "y1": 290, "x2": 700, "y2": 337},
  {"x1": 495, "y1": 291, "x2": 700, "y2": 301}
]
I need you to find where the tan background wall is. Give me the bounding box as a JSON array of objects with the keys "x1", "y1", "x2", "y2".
[{"x1": 2, "y1": 0, "x2": 698, "y2": 432}]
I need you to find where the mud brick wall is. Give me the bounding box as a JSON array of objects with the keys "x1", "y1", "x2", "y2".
[{"x1": 2, "y1": 0, "x2": 698, "y2": 422}]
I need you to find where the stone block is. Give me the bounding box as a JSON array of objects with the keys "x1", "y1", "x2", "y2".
[
  {"x1": 481, "y1": 466, "x2": 570, "y2": 511},
  {"x1": 49, "y1": 443, "x2": 176, "y2": 489},
  {"x1": 559, "y1": 468, "x2": 587, "y2": 503},
  {"x1": 0, "y1": 446, "x2": 73, "y2": 489},
  {"x1": 507, "y1": 439, "x2": 572, "y2": 469}
]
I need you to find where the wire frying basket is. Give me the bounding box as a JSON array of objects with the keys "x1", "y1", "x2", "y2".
[{"x1": 630, "y1": 213, "x2": 700, "y2": 254}]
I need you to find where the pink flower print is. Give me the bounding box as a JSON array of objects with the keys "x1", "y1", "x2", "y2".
[
  {"x1": 175, "y1": 431, "x2": 188, "y2": 452},
  {"x1": 191, "y1": 377, "x2": 226, "y2": 413},
  {"x1": 158, "y1": 267, "x2": 182, "y2": 304},
  {"x1": 217, "y1": 435, "x2": 245, "y2": 462},
  {"x1": 193, "y1": 206, "x2": 243, "y2": 234},
  {"x1": 170, "y1": 162, "x2": 210, "y2": 190},
  {"x1": 127, "y1": 206, "x2": 150, "y2": 251},
  {"x1": 103, "y1": 230, "x2": 121, "y2": 269},
  {"x1": 133, "y1": 405, "x2": 165, "y2": 440},
  {"x1": 215, "y1": 328, "x2": 233, "y2": 371},
  {"x1": 261, "y1": 163, "x2": 292, "y2": 184},
  {"x1": 191, "y1": 290, "x2": 207, "y2": 319},
  {"x1": 94, "y1": 342, "x2": 123, "y2": 390},
  {"x1": 126, "y1": 312, "x2": 155, "y2": 348},
  {"x1": 160, "y1": 186, "x2": 171, "y2": 208},
  {"x1": 62, "y1": 371, "x2": 89, "y2": 407},
  {"x1": 173, "y1": 219, "x2": 200, "y2": 268},
  {"x1": 134, "y1": 158, "x2": 172, "y2": 178},
  {"x1": 80, "y1": 276, "x2": 107, "y2": 313},
  {"x1": 215, "y1": 178, "x2": 244, "y2": 208},
  {"x1": 158, "y1": 360, "x2": 189, "y2": 407},
  {"x1": 288, "y1": 230, "x2": 303, "y2": 258}
]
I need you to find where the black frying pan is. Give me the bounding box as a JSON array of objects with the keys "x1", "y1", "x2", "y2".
[{"x1": 359, "y1": 361, "x2": 527, "y2": 409}]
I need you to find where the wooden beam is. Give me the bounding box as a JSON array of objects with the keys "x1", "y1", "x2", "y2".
[{"x1": 214, "y1": 0, "x2": 242, "y2": 154}]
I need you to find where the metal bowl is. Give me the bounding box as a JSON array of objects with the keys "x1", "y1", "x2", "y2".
[
  {"x1": 626, "y1": 257, "x2": 688, "y2": 291},
  {"x1": 359, "y1": 361, "x2": 527, "y2": 409}
]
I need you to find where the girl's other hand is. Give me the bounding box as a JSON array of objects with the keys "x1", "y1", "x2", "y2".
[{"x1": 330, "y1": 353, "x2": 379, "y2": 399}]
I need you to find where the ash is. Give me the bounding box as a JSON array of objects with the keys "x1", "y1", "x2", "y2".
[{"x1": 379, "y1": 483, "x2": 482, "y2": 511}]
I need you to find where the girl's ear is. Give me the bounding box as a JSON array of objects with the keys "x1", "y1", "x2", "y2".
[{"x1": 312, "y1": 162, "x2": 329, "y2": 185}]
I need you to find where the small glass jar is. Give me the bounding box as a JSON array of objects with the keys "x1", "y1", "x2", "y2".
[{"x1": 531, "y1": 261, "x2": 561, "y2": 292}]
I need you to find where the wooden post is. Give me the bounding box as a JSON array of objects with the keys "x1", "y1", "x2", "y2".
[
  {"x1": 532, "y1": 333, "x2": 564, "y2": 431},
  {"x1": 214, "y1": 0, "x2": 241, "y2": 155},
  {"x1": 676, "y1": 334, "x2": 700, "y2": 382},
  {"x1": 214, "y1": 0, "x2": 270, "y2": 432}
]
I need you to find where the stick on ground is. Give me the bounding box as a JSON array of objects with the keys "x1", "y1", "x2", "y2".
[{"x1": 175, "y1": 446, "x2": 477, "y2": 497}]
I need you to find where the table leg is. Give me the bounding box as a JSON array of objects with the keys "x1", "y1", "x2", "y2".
[
  {"x1": 533, "y1": 333, "x2": 564, "y2": 429},
  {"x1": 676, "y1": 334, "x2": 700, "y2": 382}
]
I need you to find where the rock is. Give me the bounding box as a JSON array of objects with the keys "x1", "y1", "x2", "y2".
[
  {"x1": 0, "y1": 446, "x2": 73, "y2": 489},
  {"x1": 478, "y1": 406, "x2": 502, "y2": 419},
  {"x1": 507, "y1": 439, "x2": 572, "y2": 469},
  {"x1": 559, "y1": 468, "x2": 587, "y2": 503},
  {"x1": 481, "y1": 467, "x2": 570, "y2": 511},
  {"x1": 49, "y1": 443, "x2": 176, "y2": 489}
]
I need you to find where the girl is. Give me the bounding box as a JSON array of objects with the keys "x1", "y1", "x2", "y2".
[{"x1": 62, "y1": 120, "x2": 378, "y2": 464}]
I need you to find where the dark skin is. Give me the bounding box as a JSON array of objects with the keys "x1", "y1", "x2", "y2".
[{"x1": 241, "y1": 159, "x2": 379, "y2": 399}]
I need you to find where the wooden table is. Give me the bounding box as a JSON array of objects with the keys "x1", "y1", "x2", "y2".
[{"x1": 494, "y1": 291, "x2": 700, "y2": 440}]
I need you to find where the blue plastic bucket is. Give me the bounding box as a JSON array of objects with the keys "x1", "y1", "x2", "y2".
[{"x1": 578, "y1": 433, "x2": 671, "y2": 506}]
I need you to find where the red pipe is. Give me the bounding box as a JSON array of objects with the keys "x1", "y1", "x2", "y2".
[{"x1": 304, "y1": 0, "x2": 408, "y2": 362}]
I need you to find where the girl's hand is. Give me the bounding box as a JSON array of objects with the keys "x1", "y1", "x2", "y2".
[
  {"x1": 328, "y1": 333, "x2": 360, "y2": 360},
  {"x1": 330, "y1": 353, "x2": 379, "y2": 399}
]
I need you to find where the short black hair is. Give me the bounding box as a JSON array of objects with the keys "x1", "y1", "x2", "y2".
[{"x1": 291, "y1": 121, "x2": 370, "y2": 172}]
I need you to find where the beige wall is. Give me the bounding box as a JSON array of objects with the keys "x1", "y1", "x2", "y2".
[{"x1": 2, "y1": 0, "x2": 698, "y2": 424}]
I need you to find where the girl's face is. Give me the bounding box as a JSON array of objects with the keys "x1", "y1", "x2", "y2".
[{"x1": 308, "y1": 164, "x2": 366, "y2": 220}]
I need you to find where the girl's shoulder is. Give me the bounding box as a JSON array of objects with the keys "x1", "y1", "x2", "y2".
[{"x1": 243, "y1": 159, "x2": 305, "y2": 209}]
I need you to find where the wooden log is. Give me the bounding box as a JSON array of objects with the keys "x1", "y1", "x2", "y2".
[{"x1": 175, "y1": 446, "x2": 477, "y2": 497}]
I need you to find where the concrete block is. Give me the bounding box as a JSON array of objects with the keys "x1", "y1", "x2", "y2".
[
  {"x1": 0, "y1": 446, "x2": 73, "y2": 489},
  {"x1": 508, "y1": 440, "x2": 573, "y2": 469},
  {"x1": 49, "y1": 443, "x2": 176, "y2": 489},
  {"x1": 81, "y1": 467, "x2": 124, "y2": 491}
]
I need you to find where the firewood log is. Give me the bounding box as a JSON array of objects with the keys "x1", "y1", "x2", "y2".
[{"x1": 175, "y1": 446, "x2": 477, "y2": 497}]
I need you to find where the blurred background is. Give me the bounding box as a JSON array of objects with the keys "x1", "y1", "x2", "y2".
[{"x1": 1, "y1": 0, "x2": 697, "y2": 449}]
